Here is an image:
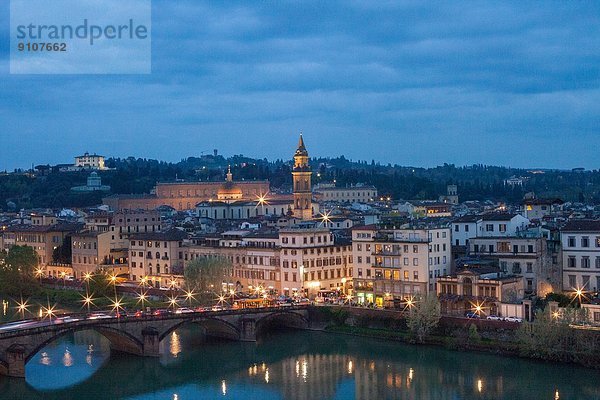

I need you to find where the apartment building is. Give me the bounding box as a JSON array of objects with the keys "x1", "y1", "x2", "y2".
[
  {"x1": 561, "y1": 220, "x2": 600, "y2": 293},
  {"x1": 71, "y1": 230, "x2": 128, "y2": 278},
  {"x1": 468, "y1": 231, "x2": 561, "y2": 296},
  {"x1": 5, "y1": 221, "x2": 82, "y2": 266},
  {"x1": 185, "y1": 231, "x2": 281, "y2": 294},
  {"x1": 128, "y1": 228, "x2": 188, "y2": 287},
  {"x1": 313, "y1": 185, "x2": 377, "y2": 204},
  {"x1": 280, "y1": 227, "x2": 353, "y2": 297},
  {"x1": 451, "y1": 213, "x2": 530, "y2": 246},
  {"x1": 352, "y1": 225, "x2": 451, "y2": 306}
]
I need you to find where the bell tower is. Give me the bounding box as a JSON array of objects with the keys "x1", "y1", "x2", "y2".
[{"x1": 292, "y1": 134, "x2": 313, "y2": 219}]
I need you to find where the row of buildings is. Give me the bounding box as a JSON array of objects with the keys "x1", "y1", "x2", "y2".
[{"x1": 2, "y1": 137, "x2": 600, "y2": 321}]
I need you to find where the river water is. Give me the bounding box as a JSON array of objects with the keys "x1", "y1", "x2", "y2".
[{"x1": 0, "y1": 326, "x2": 598, "y2": 400}]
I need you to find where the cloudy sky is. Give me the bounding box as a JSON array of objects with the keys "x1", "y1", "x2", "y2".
[{"x1": 1, "y1": 1, "x2": 599, "y2": 170}]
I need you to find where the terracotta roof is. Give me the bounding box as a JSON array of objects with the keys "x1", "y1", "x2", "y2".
[
  {"x1": 129, "y1": 228, "x2": 188, "y2": 241},
  {"x1": 352, "y1": 224, "x2": 378, "y2": 231},
  {"x1": 561, "y1": 220, "x2": 600, "y2": 232}
]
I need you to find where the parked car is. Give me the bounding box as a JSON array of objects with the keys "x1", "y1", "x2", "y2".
[
  {"x1": 466, "y1": 312, "x2": 480, "y2": 319},
  {"x1": 504, "y1": 316, "x2": 523, "y2": 323},
  {"x1": 87, "y1": 313, "x2": 112, "y2": 320},
  {"x1": 174, "y1": 307, "x2": 195, "y2": 314},
  {"x1": 153, "y1": 309, "x2": 170, "y2": 316},
  {"x1": 486, "y1": 315, "x2": 502, "y2": 321}
]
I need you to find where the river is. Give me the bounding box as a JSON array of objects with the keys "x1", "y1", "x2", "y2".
[{"x1": 0, "y1": 326, "x2": 598, "y2": 400}]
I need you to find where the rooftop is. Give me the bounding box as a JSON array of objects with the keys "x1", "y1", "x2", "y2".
[{"x1": 561, "y1": 219, "x2": 600, "y2": 232}]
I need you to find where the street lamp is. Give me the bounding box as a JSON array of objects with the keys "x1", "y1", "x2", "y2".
[
  {"x1": 108, "y1": 274, "x2": 118, "y2": 298},
  {"x1": 255, "y1": 192, "x2": 270, "y2": 216},
  {"x1": 137, "y1": 291, "x2": 148, "y2": 310},
  {"x1": 81, "y1": 292, "x2": 95, "y2": 314},
  {"x1": 184, "y1": 289, "x2": 196, "y2": 307},
  {"x1": 35, "y1": 267, "x2": 45, "y2": 284},
  {"x1": 16, "y1": 297, "x2": 29, "y2": 320}
]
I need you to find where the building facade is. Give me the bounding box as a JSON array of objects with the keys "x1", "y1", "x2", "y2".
[
  {"x1": 561, "y1": 220, "x2": 600, "y2": 293},
  {"x1": 352, "y1": 225, "x2": 451, "y2": 306}
]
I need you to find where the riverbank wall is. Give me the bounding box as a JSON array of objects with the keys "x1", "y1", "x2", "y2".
[{"x1": 307, "y1": 306, "x2": 600, "y2": 368}]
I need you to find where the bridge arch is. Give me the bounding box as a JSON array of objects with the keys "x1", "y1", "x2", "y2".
[
  {"x1": 24, "y1": 325, "x2": 144, "y2": 365},
  {"x1": 159, "y1": 317, "x2": 241, "y2": 342},
  {"x1": 255, "y1": 311, "x2": 309, "y2": 337}
]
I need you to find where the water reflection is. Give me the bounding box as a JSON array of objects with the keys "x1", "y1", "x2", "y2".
[
  {"x1": 25, "y1": 330, "x2": 110, "y2": 391},
  {"x1": 3, "y1": 328, "x2": 599, "y2": 400}
]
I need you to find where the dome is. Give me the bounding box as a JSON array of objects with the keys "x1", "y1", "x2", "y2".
[{"x1": 217, "y1": 181, "x2": 243, "y2": 201}]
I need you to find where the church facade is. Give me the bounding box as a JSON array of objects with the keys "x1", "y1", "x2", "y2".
[{"x1": 103, "y1": 135, "x2": 317, "y2": 220}]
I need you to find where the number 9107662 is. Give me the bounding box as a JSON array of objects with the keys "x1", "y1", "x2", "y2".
[{"x1": 18, "y1": 42, "x2": 67, "y2": 52}]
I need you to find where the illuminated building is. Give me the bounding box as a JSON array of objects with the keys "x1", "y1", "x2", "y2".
[{"x1": 352, "y1": 225, "x2": 451, "y2": 305}]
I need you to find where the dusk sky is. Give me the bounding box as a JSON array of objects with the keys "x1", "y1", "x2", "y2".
[{"x1": 1, "y1": 1, "x2": 599, "y2": 171}]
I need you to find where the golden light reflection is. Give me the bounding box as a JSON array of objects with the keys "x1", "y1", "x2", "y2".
[
  {"x1": 221, "y1": 380, "x2": 227, "y2": 396},
  {"x1": 347, "y1": 360, "x2": 353, "y2": 374},
  {"x1": 555, "y1": 389, "x2": 560, "y2": 400},
  {"x1": 477, "y1": 378, "x2": 483, "y2": 393},
  {"x1": 296, "y1": 360, "x2": 300, "y2": 377},
  {"x1": 62, "y1": 347, "x2": 73, "y2": 367},
  {"x1": 169, "y1": 331, "x2": 181, "y2": 358},
  {"x1": 264, "y1": 368, "x2": 270, "y2": 383},
  {"x1": 40, "y1": 351, "x2": 51, "y2": 366},
  {"x1": 302, "y1": 359, "x2": 308, "y2": 382}
]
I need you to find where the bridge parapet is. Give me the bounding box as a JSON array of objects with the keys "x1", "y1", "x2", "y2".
[{"x1": 0, "y1": 306, "x2": 310, "y2": 378}]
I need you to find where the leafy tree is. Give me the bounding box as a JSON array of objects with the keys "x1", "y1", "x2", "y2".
[
  {"x1": 517, "y1": 310, "x2": 574, "y2": 362},
  {"x1": 184, "y1": 256, "x2": 232, "y2": 302},
  {"x1": 0, "y1": 245, "x2": 39, "y2": 296},
  {"x1": 86, "y1": 270, "x2": 116, "y2": 299},
  {"x1": 545, "y1": 292, "x2": 573, "y2": 308},
  {"x1": 52, "y1": 235, "x2": 72, "y2": 264},
  {"x1": 405, "y1": 294, "x2": 441, "y2": 343}
]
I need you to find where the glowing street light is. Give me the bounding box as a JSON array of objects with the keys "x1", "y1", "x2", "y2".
[
  {"x1": 42, "y1": 300, "x2": 56, "y2": 321},
  {"x1": 81, "y1": 292, "x2": 95, "y2": 314},
  {"x1": 15, "y1": 297, "x2": 30, "y2": 320},
  {"x1": 344, "y1": 294, "x2": 354, "y2": 305},
  {"x1": 110, "y1": 296, "x2": 125, "y2": 316},
  {"x1": 318, "y1": 210, "x2": 332, "y2": 227},
  {"x1": 34, "y1": 267, "x2": 45, "y2": 283},
  {"x1": 255, "y1": 192, "x2": 270, "y2": 215},
  {"x1": 570, "y1": 286, "x2": 588, "y2": 306},
  {"x1": 108, "y1": 274, "x2": 118, "y2": 298},
  {"x1": 137, "y1": 291, "x2": 148, "y2": 309},
  {"x1": 184, "y1": 289, "x2": 196, "y2": 307},
  {"x1": 403, "y1": 296, "x2": 416, "y2": 312},
  {"x1": 168, "y1": 297, "x2": 179, "y2": 310},
  {"x1": 470, "y1": 301, "x2": 487, "y2": 317}
]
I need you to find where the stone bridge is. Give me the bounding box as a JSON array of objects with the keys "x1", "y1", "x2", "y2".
[{"x1": 0, "y1": 306, "x2": 310, "y2": 378}]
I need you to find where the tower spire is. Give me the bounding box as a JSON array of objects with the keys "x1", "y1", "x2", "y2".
[
  {"x1": 226, "y1": 165, "x2": 233, "y2": 182},
  {"x1": 295, "y1": 132, "x2": 308, "y2": 156}
]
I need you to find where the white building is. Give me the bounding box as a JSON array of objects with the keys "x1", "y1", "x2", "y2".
[
  {"x1": 75, "y1": 152, "x2": 106, "y2": 170},
  {"x1": 452, "y1": 213, "x2": 530, "y2": 247},
  {"x1": 314, "y1": 184, "x2": 377, "y2": 204},
  {"x1": 352, "y1": 225, "x2": 451, "y2": 305},
  {"x1": 561, "y1": 220, "x2": 600, "y2": 293}
]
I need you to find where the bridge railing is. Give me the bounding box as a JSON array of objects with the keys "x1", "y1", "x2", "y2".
[{"x1": 0, "y1": 304, "x2": 310, "y2": 338}]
